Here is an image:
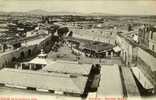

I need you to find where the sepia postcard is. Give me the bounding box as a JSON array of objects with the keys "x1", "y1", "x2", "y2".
[{"x1": 0, "y1": 0, "x2": 156, "y2": 100}]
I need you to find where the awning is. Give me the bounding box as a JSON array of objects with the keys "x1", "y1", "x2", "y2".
[
  {"x1": 28, "y1": 58, "x2": 47, "y2": 65},
  {"x1": 113, "y1": 46, "x2": 121, "y2": 52},
  {"x1": 131, "y1": 67, "x2": 154, "y2": 90}
]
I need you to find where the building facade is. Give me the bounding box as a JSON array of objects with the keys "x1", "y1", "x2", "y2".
[{"x1": 149, "y1": 31, "x2": 156, "y2": 53}]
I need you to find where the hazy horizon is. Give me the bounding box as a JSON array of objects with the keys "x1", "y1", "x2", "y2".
[{"x1": 0, "y1": 0, "x2": 156, "y2": 15}]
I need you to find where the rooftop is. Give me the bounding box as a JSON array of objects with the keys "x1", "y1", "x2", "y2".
[
  {"x1": 0, "y1": 68, "x2": 88, "y2": 95},
  {"x1": 27, "y1": 57, "x2": 50, "y2": 65},
  {"x1": 43, "y1": 61, "x2": 92, "y2": 76},
  {"x1": 97, "y1": 64, "x2": 123, "y2": 97}
]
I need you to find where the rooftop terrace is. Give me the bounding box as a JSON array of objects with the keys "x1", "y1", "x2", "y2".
[{"x1": 0, "y1": 68, "x2": 88, "y2": 95}]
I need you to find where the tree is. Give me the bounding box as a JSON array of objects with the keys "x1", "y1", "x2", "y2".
[
  {"x1": 57, "y1": 27, "x2": 69, "y2": 37},
  {"x1": 68, "y1": 31, "x2": 73, "y2": 37},
  {"x1": 128, "y1": 24, "x2": 133, "y2": 32},
  {"x1": 48, "y1": 25, "x2": 59, "y2": 35}
]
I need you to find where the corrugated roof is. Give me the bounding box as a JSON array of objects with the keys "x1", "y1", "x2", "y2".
[
  {"x1": 42, "y1": 62, "x2": 92, "y2": 76},
  {"x1": 0, "y1": 68, "x2": 88, "y2": 94}
]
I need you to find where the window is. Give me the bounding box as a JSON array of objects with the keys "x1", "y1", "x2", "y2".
[
  {"x1": 152, "y1": 45, "x2": 155, "y2": 51},
  {"x1": 151, "y1": 32, "x2": 153, "y2": 39}
]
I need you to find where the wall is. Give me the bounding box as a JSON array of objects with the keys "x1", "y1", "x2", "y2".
[
  {"x1": 149, "y1": 40, "x2": 156, "y2": 53},
  {"x1": 137, "y1": 47, "x2": 156, "y2": 72},
  {"x1": 69, "y1": 28, "x2": 116, "y2": 45},
  {"x1": 0, "y1": 45, "x2": 38, "y2": 68},
  {"x1": 0, "y1": 34, "x2": 52, "y2": 68},
  {"x1": 116, "y1": 35, "x2": 137, "y2": 65},
  {"x1": 148, "y1": 31, "x2": 156, "y2": 52}
]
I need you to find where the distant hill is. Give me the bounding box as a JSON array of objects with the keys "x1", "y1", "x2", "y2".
[
  {"x1": 0, "y1": 9, "x2": 111, "y2": 16},
  {"x1": 28, "y1": 9, "x2": 84, "y2": 16},
  {"x1": 1, "y1": 10, "x2": 155, "y2": 16},
  {"x1": 28, "y1": 9, "x2": 50, "y2": 15},
  {"x1": 88, "y1": 12, "x2": 116, "y2": 16},
  {"x1": 27, "y1": 10, "x2": 117, "y2": 16}
]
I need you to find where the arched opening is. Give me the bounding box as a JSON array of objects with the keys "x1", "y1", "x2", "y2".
[
  {"x1": 20, "y1": 51, "x2": 25, "y2": 59},
  {"x1": 12, "y1": 57, "x2": 17, "y2": 62},
  {"x1": 2, "y1": 64, "x2": 5, "y2": 68},
  {"x1": 28, "y1": 49, "x2": 32, "y2": 56},
  {"x1": 108, "y1": 51, "x2": 111, "y2": 55},
  {"x1": 4, "y1": 61, "x2": 8, "y2": 67}
]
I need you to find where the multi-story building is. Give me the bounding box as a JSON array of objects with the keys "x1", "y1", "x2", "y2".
[
  {"x1": 138, "y1": 24, "x2": 156, "y2": 53},
  {"x1": 149, "y1": 31, "x2": 156, "y2": 52},
  {"x1": 116, "y1": 32, "x2": 138, "y2": 66},
  {"x1": 138, "y1": 24, "x2": 151, "y2": 47},
  {"x1": 116, "y1": 30, "x2": 156, "y2": 94}
]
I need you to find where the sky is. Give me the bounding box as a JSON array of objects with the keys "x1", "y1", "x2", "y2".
[{"x1": 0, "y1": 0, "x2": 156, "y2": 15}]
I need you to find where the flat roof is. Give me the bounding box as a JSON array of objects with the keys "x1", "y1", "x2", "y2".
[
  {"x1": 0, "y1": 68, "x2": 88, "y2": 94},
  {"x1": 97, "y1": 64, "x2": 123, "y2": 97},
  {"x1": 42, "y1": 62, "x2": 92, "y2": 76}
]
